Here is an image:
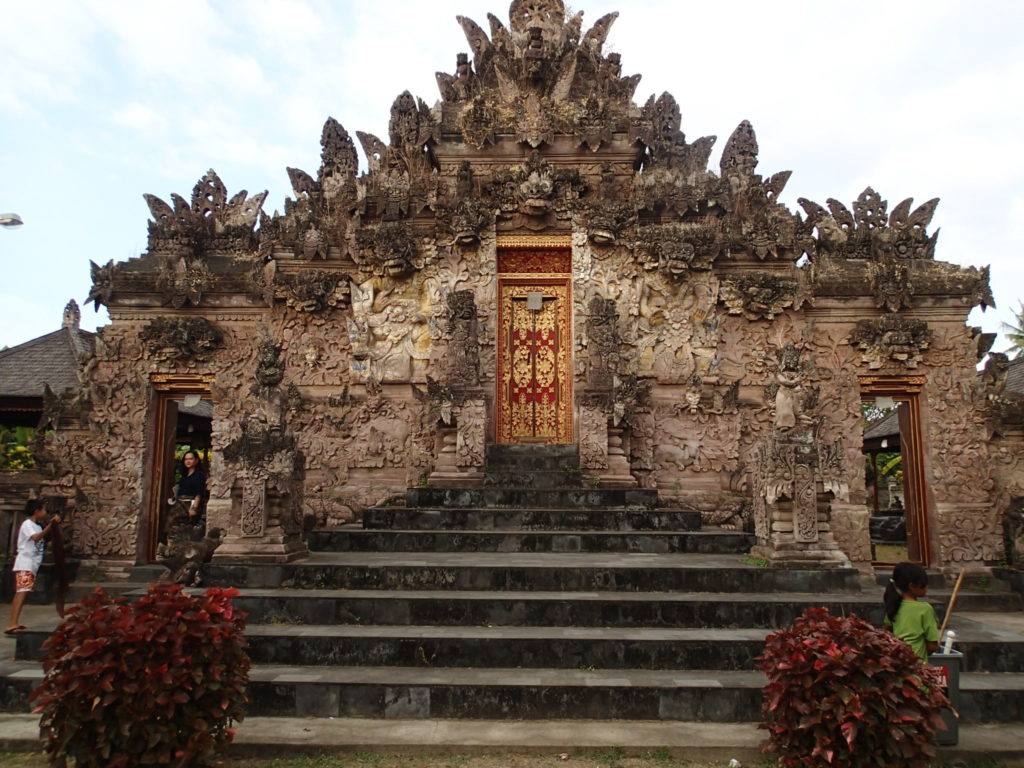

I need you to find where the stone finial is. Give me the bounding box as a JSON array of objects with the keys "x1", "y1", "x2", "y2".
[{"x1": 62, "y1": 299, "x2": 81, "y2": 330}]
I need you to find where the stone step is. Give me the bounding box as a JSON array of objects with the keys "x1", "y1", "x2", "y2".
[
  {"x1": 483, "y1": 470, "x2": 585, "y2": 488},
  {"x1": 361, "y1": 507, "x2": 701, "y2": 531},
  {"x1": 202, "y1": 552, "x2": 863, "y2": 593},
  {"x1": 2, "y1": 660, "x2": 1020, "y2": 723},
  {"x1": 15, "y1": 620, "x2": 1024, "y2": 674},
  {"x1": 486, "y1": 442, "x2": 580, "y2": 466},
  {"x1": 308, "y1": 527, "x2": 752, "y2": 555},
  {"x1": 186, "y1": 588, "x2": 1010, "y2": 629},
  {"x1": 405, "y1": 487, "x2": 658, "y2": 509}
]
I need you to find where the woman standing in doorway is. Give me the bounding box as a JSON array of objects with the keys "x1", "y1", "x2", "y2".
[{"x1": 167, "y1": 450, "x2": 207, "y2": 543}]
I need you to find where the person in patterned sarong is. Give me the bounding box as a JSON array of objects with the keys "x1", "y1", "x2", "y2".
[{"x1": 5, "y1": 500, "x2": 60, "y2": 635}]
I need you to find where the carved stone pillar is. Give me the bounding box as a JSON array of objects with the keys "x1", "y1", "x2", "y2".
[
  {"x1": 212, "y1": 470, "x2": 306, "y2": 564},
  {"x1": 750, "y1": 435, "x2": 851, "y2": 568},
  {"x1": 212, "y1": 413, "x2": 307, "y2": 564},
  {"x1": 448, "y1": 394, "x2": 485, "y2": 487},
  {"x1": 579, "y1": 399, "x2": 609, "y2": 472}
]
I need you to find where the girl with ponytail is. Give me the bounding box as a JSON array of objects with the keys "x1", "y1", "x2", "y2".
[{"x1": 884, "y1": 561, "x2": 940, "y2": 661}]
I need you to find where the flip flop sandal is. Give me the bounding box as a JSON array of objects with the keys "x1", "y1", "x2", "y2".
[{"x1": 3, "y1": 628, "x2": 23, "y2": 636}]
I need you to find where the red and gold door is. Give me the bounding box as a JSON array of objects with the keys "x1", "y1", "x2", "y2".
[{"x1": 495, "y1": 243, "x2": 573, "y2": 443}]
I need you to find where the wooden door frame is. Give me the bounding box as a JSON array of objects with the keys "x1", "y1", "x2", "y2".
[
  {"x1": 859, "y1": 375, "x2": 930, "y2": 567},
  {"x1": 142, "y1": 374, "x2": 213, "y2": 563},
  {"x1": 495, "y1": 236, "x2": 573, "y2": 444}
]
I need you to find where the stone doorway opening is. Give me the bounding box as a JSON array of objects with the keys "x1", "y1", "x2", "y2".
[
  {"x1": 145, "y1": 377, "x2": 213, "y2": 562},
  {"x1": 860, "y1": 377, "x2": 929, "y2": 566}
]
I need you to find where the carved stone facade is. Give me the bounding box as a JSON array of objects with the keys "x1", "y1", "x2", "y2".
[{"x1": 37, "y1": 0, "x2": 1017, "y2": 574}]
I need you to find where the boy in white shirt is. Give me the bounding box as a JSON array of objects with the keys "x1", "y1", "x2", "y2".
[{"x1": 5, "y1": 500, "x2": 60, "y2": 635}]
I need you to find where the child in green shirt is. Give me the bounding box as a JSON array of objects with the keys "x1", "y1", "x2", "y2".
[{"x1": 883, "y1": 561, "x2": 940, "y2": 662}]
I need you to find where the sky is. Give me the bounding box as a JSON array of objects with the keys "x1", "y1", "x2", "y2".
[{"x1": 1, "y1": 0, "x2": 1022, "y2": 353}]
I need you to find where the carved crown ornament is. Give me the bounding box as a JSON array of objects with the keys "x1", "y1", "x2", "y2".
[
  {"x1": 144, "y1": 170, "x2": 267, "y2": 257},
  {"x1": 435, "y1": 1, "x2": 641, "y2": 148},
  {"x1": 799, "y1": 187, "x2": 940, "y2": 261}
]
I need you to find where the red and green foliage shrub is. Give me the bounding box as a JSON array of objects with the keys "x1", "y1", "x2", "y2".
[
  {"x1": 31, "y1": 582, "x2": 249, "y2": 768},
  {"x1": 758, "y1": 606, "x2": 949, "y2": 768}
]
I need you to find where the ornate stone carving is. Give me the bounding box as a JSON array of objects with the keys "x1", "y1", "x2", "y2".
[
  {"x1": 850, "y1": 316, "x2": 932, "y2": 369},
  {"x1": 144, "y1": 169, "x2": 266, "y2": 256},
  {"x1": 254, "y1": 336, "x2": 285, "y2": 388},
  {"x1": 937, "y1": 502, "x2": 1003, "y2": 564},
  {"x1": 799, "y1": 188, "x2": 939, "y2": 261},
  {"x1": 156, "y1": 257, "x2": 213, "y2": 308},
  {"x1": 436, "y1": 201, "x2": 493, "y2": 245},
  {"x1": 86, "y1": 260, "x2": 116, "y2": 310},
  {"x1": 139, "y1": 317, "x2": 223, "y2": 362},
  {"x1": 446, "y1": 290, "x2": 480, "y2": 387},
  {"x1": 455, "y1": 398, "x2": 486, "y2": 468},
  {"x1": 586, "y1": 297, "x2": 619, "y2": 388},
  {"x1": 274, "y1": 270, "x2": 350, "y2": 312},
  {"x1": 355, "y1": 222, "x2": 424, "y2": 278},
  {"x1": 720, "y1": 273, "x2": 802, "y2": 321},
  {"x1": 770, "y1": 343, "x2": 812, "y2": 431},
  {"x1": 870, "y1": 258, "x2": 913, "y2": 312},
  {"x1": 487, "y1": 151, "x2": 587, "y2": 227},
  {"x1": 635, "y1": 223, "x2": 719, "y2": 278},
  {"x1": 581, "y1": 201, "x2": 636, "y2": 245}
]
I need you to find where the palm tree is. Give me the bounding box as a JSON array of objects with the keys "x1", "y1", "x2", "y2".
[{"x1": 1003, "y1": 301, "x2": 1024, "y2": 359}]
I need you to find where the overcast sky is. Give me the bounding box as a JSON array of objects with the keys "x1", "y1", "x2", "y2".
[{"x1": 2, "y1": 0, "x2": 1021, "y2": 353}]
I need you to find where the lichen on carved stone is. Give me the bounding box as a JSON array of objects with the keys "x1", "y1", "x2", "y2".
[
  {"x1": 850, "y1": 315, "x2": 932, "y2": 369},
  {"x1": 720, "y1": 273, "x2": 802, "y2": 321},
  {"x1": 139, "y1": 317, "x2": 224, "y2": 362},
  {"x1": 412, "y1": 377, "x2": 456, "y2": 425}
]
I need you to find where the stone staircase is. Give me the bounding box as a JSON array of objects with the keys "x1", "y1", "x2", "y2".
[{"x1": 4, "y1": 443, "x2": 1024, "y2": 725}]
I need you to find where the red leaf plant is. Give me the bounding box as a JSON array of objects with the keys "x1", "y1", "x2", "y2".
[
  {"x1": 757, "y1": 606, "x2": 950, "y2": 768},
  {"x1": 30, "y1": 583, "x2": 249, "y2": 768}
]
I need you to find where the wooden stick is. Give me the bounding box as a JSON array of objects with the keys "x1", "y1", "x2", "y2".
[{"x1": 939, "y1": 568, "x2": 966, "y2": 638}]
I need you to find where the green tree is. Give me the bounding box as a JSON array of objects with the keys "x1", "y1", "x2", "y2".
[{"x1": 1003, "y1": 300, "x2": 1024, "y2": 359}]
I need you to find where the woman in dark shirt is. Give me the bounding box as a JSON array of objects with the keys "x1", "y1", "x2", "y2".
[
  {"x1": 167, "y1": 450, "x2": 206, "y2": 543},
  {"x1": 178, "y1": 450, "x2": 206, "y2": 500}
]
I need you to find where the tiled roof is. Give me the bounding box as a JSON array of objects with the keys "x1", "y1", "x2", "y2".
[
  {"x1": 1007, "y1": 355, "x2": 1024, "y2": 395},
  {"x1": 0, "y1": 328, "x2": 94, "y2": 398},
  {"x1": 864, "y1": 409, "x2": 899, "y2": 440}
]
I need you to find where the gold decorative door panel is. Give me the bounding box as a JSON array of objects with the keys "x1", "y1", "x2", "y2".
[{"x1": 496, "y1": 278, "x2": 573, "y2": 443}]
